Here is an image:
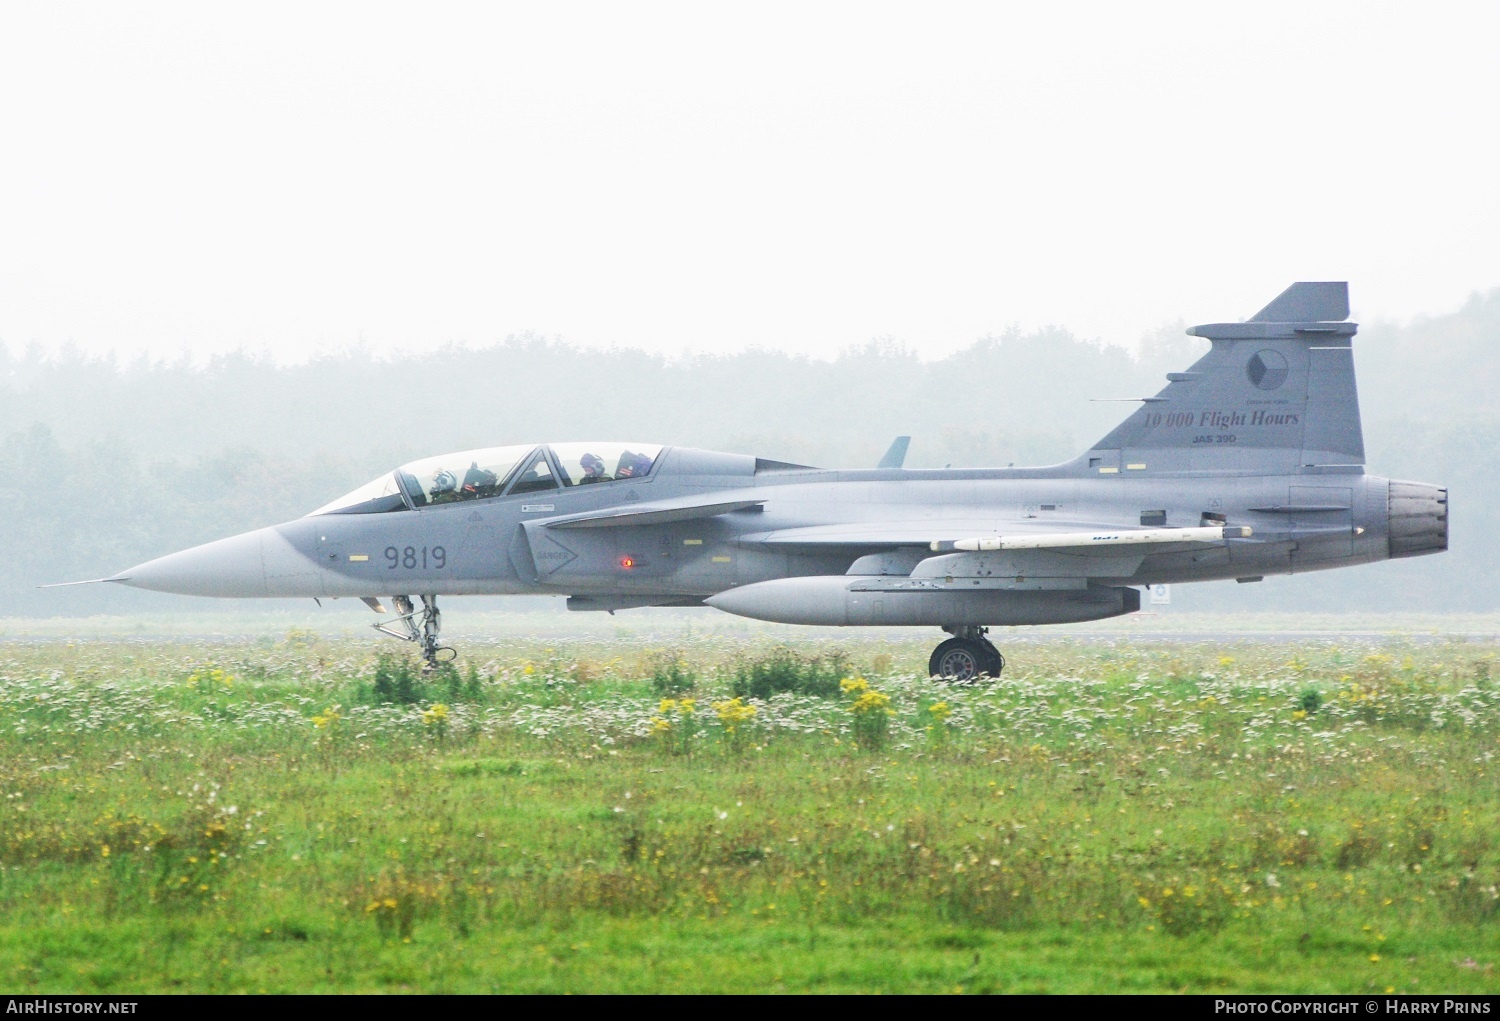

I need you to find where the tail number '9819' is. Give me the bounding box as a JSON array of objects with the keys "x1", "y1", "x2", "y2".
[{"x1": 385, "y1": 546, "x2": 446, "y2": 569}]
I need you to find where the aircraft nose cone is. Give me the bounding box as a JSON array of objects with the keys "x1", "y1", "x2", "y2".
[{"x1": 113, "y1": 529, "x2": 272, "y2": 597}]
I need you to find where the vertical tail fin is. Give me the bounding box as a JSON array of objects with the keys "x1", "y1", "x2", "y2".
[
  {"x1": 1082, "y1": 282, "x2": 1364, "y2": 475},
  {"x1": 876, "y1": 436, "x2": 911, "y2": 469}
]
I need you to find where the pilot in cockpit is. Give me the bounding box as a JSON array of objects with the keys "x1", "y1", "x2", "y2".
[
  {"x1": 578, "y1": 452, "x2": 611, "y2": 484},
  {"x1": 429, "y1": 468, "x2": 462, "y2": 504}
]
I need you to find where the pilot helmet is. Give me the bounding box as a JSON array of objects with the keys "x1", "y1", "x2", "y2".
[
  {"x1": 581, "y1": 452, "x2": 604, "y2": 474},
  {"x1": 431, "y1": 468, "x2": 458, "y2": 494}
]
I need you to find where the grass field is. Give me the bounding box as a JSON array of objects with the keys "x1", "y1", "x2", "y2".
[{"x1": 1, "y1": 621, "x2": 1497, "y2": 993}]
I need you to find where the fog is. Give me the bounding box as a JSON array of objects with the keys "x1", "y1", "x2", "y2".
[
  {"x1": 1, "y1": 2, "x2": 1498, "y2": 364},
  {"x1": 3, "y1": 287, "x2": 1494, "y2": 617}
]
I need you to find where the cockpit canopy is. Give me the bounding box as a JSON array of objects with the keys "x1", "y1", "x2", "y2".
[{"x1": 309, "y1": 443, "x2": 664, "y2": 516}]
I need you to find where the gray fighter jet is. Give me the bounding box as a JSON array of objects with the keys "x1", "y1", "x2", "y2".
[{"x1": 74, "y1": 282, "x2": 1448, "y2": 679}]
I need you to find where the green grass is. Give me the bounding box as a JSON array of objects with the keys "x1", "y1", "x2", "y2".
[{"x1": 0, "y1": 632, "x2": 1497, "y2": 993}]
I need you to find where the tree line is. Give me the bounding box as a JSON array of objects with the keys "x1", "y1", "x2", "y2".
[{"x1": 3, "y1": 288, "x2": 1495, "y2": 617}]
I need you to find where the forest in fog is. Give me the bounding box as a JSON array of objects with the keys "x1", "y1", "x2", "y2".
[{"x1": 4, "y1": 288, "x2": 1495, "y2": 618}]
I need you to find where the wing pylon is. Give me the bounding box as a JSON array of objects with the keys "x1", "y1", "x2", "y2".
[{"x1": 931, "y1": 525, "x2": 1251, "y2": 553}]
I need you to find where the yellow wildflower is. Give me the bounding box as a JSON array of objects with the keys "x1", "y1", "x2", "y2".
[
  {"x1": 713, "y1": 697, "x2": 757, "y2": 728},
  {"x1": 188, "y1": 666, "x2": 236, "y2": 690},
  {"x1": 849, "y1": 691, "x2": 893, "y2": 716}
]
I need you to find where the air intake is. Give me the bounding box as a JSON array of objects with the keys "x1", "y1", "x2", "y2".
[{"x1": 1388, "y1": 481, "x2": 1448, "y2": 559}]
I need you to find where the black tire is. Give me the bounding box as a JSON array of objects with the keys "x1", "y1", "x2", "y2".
[
  {"x1": 979, "y1": 641, "x2": 1005, "y2": 678},
  {"x1": 929, "y1": 638, "x2": 989, "y2": 682}
]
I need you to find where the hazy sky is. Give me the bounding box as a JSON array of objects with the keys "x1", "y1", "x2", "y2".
[{"x1": 2, "y1": 1, "x2": 1497, "y2": 363}]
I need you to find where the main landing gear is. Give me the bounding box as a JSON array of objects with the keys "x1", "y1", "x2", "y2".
[
  {"x1": 929, "y1": 625, "x2": 1004, "y2": 682},
  {"x1": 373, "y1": 594, "x2": 456, "y2": 670}
]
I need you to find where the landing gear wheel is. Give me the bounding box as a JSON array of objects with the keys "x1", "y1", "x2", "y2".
[
  {"x1": 931, "y1": 625, "x2": 1005, "y2": 682},
  {"x1": 979, "y1": 641, "x2": 1005, "y2": 678},
  {"x1": 373, "y1": 593, "x2": 457, "y2": 670},
  {"x1": 930, "y1": 638, "x2": 992, "y2": 682}
]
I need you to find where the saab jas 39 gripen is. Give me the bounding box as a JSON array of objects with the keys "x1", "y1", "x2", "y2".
[{"x1": 66, "y1": 282, "x2": 1448, "y2": 680}]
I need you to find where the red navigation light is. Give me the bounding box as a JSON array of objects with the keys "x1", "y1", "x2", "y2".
[{"x1": 619, "y1": 556, "x2": 635, "y2": 569}]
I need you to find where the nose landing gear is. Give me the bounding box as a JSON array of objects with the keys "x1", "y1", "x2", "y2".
[
  {"x1": 372, "y1": 594, "x2": 456, "y2": 670},
  {"x1": 929, "y1": 625, "x2": 1004, "y2": 682}
]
